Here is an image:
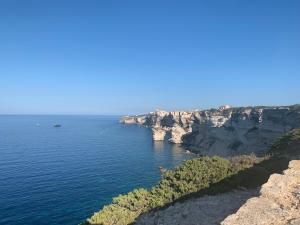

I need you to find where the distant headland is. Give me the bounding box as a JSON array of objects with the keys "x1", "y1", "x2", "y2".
[{"x1": 121, "y1": 104, "x2": 300, "y2": 156}]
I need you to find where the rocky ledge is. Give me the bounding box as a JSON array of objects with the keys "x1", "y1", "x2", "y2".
[
  {"x1": 222, "y1": 160, "x2": 300, "y2": 225},
  {"x1": 121, "y1": 105, "x2": 300, "y2": 156}
]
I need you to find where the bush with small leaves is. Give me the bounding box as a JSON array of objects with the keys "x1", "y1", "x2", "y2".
[
  {"x1": 83, "y1": 130, "x2": 300, "y2": 225},
  {"x1": 84, "y1": 155, "x2": 259, "y2": 225},
  {"x1": 268, "y1": 129, "x2": 300, "y2": 155}
]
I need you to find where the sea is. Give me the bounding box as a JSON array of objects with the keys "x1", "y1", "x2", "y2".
[{"x1": 0, "y1": 115, "x2": 193, "y2": 225}]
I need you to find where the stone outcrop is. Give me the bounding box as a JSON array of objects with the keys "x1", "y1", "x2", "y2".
[
  {"x1": 169, "y1": 125, "x2": 191, "y2": 144},
  {"x1": 221, "y1": 160, "x2": 300, "y2": 225},
  {"x1": 121, "y1": 105, "x2": 300, "y2": 156},
  {"x1": 152, "y1": 127, "x2": 167, "y2": 141}
]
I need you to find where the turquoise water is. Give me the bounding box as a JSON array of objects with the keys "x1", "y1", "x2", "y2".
[{"x1": 0, "y1": 115, "x2": 192, "y2": 225}]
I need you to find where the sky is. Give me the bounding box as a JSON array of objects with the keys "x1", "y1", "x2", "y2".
[{"x1": 0, "y1": 0, "x2": 299, "y2": 115}]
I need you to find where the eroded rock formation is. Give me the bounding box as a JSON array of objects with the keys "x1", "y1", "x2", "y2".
[
  {"x1": 121, "y1": 105, "x2": 300, "y2": 156},
  {"x1": 152, "y1": 127, "x2": 167, "y2": 141}
]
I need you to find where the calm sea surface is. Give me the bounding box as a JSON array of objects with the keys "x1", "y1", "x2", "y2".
[{"x1": 0, "y1": 115, "x2": 193, "y2": 225}]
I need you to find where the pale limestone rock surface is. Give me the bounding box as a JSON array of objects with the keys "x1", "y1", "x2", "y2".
[
  {"x1": 120, "y1": 116, "x2": 138, "y2": 124},
  {"x1": 152, "y1": 127, "x2": 167, "y2": 141},
  {"x1": 221, "y1": 160, "x2": 300, "y2": 225},
  {"x1": 169, "y1": 125, "x2": 190, "y2": 144},
  {"x1": 121, "y1": 105, "x2": 300, "y2": 156}
]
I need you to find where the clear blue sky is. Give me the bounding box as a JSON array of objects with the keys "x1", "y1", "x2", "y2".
[{"x1": 0, "y1": 0, "x2": 299, "y2": 115}]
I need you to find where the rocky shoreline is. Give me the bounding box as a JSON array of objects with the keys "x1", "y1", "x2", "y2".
[{"x1": 121, "y1": 105, "x2": 300, "y2": 156}]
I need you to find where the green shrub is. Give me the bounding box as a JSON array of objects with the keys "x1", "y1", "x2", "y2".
[
  {"x1": 268, "y1": 129, "x2": 300, "y2": 155},
  {"x1": 87, "y1": 188, "x2": 150, "y2": 225},
  {"x1": 229, "y1": 153, "x2": 263, "y2": 174},
  {"x1": 147, "y1": 157, "x2": 231, "y2": 208},
  {"x1": 112, "y1": 188, "x2": 150, "y2": 212},
  {"x1": 84, "y1": 130, "x2": 300, "y2": 225},
  {"x1": 88, "y1": 204, "x2": 137, "y2": 225},
  {"x1": 84, "y1": 156, "x2": 259, "y2": 225}
]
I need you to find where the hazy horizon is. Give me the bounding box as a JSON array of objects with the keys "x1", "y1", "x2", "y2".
[
  {"x1": 0, "y1": 102, "x2": 300, "y2": 116},
  {"x1": 1, "y1": 1, "x2": 300, "y2": 115}
]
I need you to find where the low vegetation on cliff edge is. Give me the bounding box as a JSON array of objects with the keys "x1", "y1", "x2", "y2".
[
  {"x1": 82, "y1": 129, "x2": 300, "y2": 225},
  {"x1": 268, "y1": 128, "x2": 300, "y2": 156}
]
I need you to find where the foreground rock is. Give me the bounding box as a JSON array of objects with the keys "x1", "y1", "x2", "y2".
[
  {"x1": 121, "y1": 105, "x2": 300, "y2": 156},
  {"x1": 222, "y1": 160, "x2": 300, "y2": 225},
  {"x1": 135, "y1": 189, "x2": 259, "y2": 225}
]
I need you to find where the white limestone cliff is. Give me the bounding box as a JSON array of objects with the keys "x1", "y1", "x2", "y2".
[
  {"x1": 121, "y1": 105, "x2": 300, "y2": 156},
  {"x1": 169, "y1": 125, "x2": 191, "y2": 144},
  {"x1": 152, "y1": 127, "x2": 167, "y2": 141}
]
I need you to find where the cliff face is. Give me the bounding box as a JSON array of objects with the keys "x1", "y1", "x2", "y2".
[{"x1": 121, "y1": 105, "x2": 300, "y2": 156}]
